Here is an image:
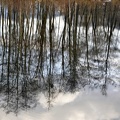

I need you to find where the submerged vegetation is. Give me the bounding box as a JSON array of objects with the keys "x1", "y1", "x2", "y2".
[{"x1": 0, "y1": 0, "x2": 120, "y2": 113}]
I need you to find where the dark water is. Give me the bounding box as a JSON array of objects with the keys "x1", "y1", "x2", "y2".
[{"x1": 0, "y1": 1, "x2": 120, "y2": 119}]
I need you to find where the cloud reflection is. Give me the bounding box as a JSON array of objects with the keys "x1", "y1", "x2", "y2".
[{"x1": 0, "y1": 86, "x2": 120, "y2": 120}]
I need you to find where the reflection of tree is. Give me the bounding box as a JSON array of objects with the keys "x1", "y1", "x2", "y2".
[{"x1": 0, "y1": 1, "x2": 119, "y2": 113}]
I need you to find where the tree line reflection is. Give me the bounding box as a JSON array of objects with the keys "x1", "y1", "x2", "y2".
[{"x1": 0, "y1": 0, "x2": 120, "y2": 113}]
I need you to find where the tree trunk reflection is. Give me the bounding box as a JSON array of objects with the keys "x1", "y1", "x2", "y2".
[{"x1": 0, "y1": 0, "x2": 119, "y2": 113}]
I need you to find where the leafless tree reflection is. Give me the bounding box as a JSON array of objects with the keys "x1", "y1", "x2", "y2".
[{"x1": 0, "y1": 0, "x2": 120, "y2": 113}]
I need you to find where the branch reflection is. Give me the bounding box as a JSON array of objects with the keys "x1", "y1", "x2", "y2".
[{"x1": 0, "y1": 0, "x2": 120, "y2": 113}]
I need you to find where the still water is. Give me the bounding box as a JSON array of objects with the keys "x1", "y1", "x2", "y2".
[{"x1": 0, "y1": 0, "x2": 120, "y2": 119}]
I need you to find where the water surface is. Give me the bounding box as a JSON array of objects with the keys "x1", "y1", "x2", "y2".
[{"x1": 0, "y1": 0, "x2": 120, "y2": 119}]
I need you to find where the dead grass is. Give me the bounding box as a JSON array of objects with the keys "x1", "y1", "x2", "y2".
[{"x1": 0, "y1": 0, "x2": 119, "y2": 12}]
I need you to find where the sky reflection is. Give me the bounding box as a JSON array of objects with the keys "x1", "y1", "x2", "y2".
[{"x1": 0, "y1": 85, "x2": 120, "y2": 120}]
